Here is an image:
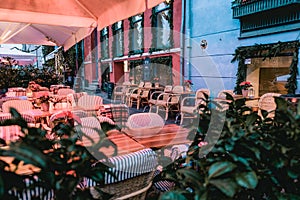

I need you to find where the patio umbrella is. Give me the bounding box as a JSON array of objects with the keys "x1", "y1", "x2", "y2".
[
  {"x1": 0, "y1": 0, "x2": 164, "y2": 50},
  {"x1": 0, "y1": 45, "x2": 36, "y2": 65}
]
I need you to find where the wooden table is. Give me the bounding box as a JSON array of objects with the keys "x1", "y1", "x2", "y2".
[{"x1": 123, "y1": 124, "x2": 193, "y2": 149}]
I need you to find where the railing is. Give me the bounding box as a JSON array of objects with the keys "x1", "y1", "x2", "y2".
[
  {"x1": 241, "y1": 10, "x2": 300, "y2": 32},
  {"x1": 232, "y1": 0, "x2": 300, "y2": 18}
]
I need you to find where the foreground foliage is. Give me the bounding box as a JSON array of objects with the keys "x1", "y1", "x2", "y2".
[
  {"x1": 0, "y1": 108, "x2": 116, "y2": 199},
  {"x1": 157, "y1": 95, "x2": 300, "y2": 200}
]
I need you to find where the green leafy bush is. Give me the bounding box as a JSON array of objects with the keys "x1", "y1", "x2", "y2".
[{"x1": 157, "y1": 95, "x2": 300, "y2": 200}]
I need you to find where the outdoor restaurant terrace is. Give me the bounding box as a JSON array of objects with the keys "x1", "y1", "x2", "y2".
[{"x1": 0, "y1": 79, "x2": 300, "y2": 199}]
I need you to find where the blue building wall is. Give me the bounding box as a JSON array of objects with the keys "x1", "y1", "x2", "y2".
[{"x1": 184, "y1": 0, "x2": 300, "y2": 97}]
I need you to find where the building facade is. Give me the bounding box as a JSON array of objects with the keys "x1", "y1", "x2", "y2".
[
  {"x1": 82, "y1": 0, "x2": 183, "y2": 91},
  {"x1": 183, "y1": 0, "x2": 300, "y2": 97}
]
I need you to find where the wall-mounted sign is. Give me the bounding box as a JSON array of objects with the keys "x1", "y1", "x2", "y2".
[
  {"x1": 200, "y1": 39, "x2": 207, "y2": 49},
  {"x1": 244, "y1": 58, "x2": 251, "y2": 64}
]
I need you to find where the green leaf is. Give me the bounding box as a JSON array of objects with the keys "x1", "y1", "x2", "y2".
[
  {"x1": 275, "y1": 97, "x2": 287, "y2": 111},
  {"x1": 245, "y1": 113, "x2": 258, "y2": 126},
  {"x1": 235, "y1": 171, "x2": 258, "y2": 189},
  {"x1": 287, "y1": 170, "x2": 298, "y2": 179},
  {"x1": 176, "y1": 169, "x2": 202, "y2": 186},
  {"x1": 208, "y1": 161, "x2": 237, "y2": 179},
  {"x1": 0, "y1": 174, "x2": 4, "y2": 198},
  {"x1": 159, "y1": 191, "x2": 188, "y2": 200},
  {"x1": 209, "y1": 178, "x2": 238, "y2": 197}
]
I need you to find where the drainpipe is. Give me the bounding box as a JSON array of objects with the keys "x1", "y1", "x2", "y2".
[
  {"x1": 94, "y1": 30, "x2": 99, "y2": 81},
  {"x1": 180, "y1": 0, "x2": 186, "y2": 85},
  {"x1": 185, "y1": 0, "x2": 192, "y2": 81}
]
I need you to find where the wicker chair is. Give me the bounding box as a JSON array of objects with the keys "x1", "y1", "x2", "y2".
[
  {"x1": 0, "y1": 125, "x2": 24, "y2": 142},
  {"x1": 124, "y1": 82, "x2": 144, "y2": 106},
  {"x1": 2, "y1": 99, "x2": 33, "y2": 113},
  {"x1": 77, "y1": 95, "x2": 103, "y2": 116},
  {"x1": 258, "y1": 93, "x2": 281, "y2": 119},
  {"x1": 74, "y1": 116, "x2": 103, "y2": 146},
  {"x1": 85, "y1": 148, "x2": 158, "y2": 200},
  {"x1": 213, "y1": 90, "x2": 235, "y2": 112},
  {"x1": 148, "y1": 85, "x2": 173, "y2": 113},
  {"x1": 110, "y1": 104, "x2": 130, "y2": 130},
  {"x1": 66, "y1": 92, "x2": 87, "y2": 107},
  {"x1": 180, "y1": 88, "x2": 210, "y2": 125},
  {"x1": 124, "y1": 112, "x2": 165, "y2": 140},
  {"x1": 113, "y1": 85, "x2": 126, "y2": 102},
  {"x1": 155, "y1": 85, "x2": 184, "y2": 120},
  {"x1": 57, "y1": 88, "x2": 75, "y2": 96}
]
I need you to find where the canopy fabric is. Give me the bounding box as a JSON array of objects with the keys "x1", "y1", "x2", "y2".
[{"x1": 0, "y1": 0, "x2": 165, "y2": 50}]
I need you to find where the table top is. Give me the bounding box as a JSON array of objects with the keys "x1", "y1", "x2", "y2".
[{"x1": 123, "y1": 124, "x2": 193, "y2": 149}]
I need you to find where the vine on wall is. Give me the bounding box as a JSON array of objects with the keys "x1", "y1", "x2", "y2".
[{"x1": 232, "y1": 40, "x2": 299, "y2": 94}]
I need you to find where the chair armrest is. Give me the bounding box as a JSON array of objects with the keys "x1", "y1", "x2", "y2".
[
  {"x1": 181, "y1": 96, "x2": 196, "y2": 107},
  {"x1": 149, "y1": 91, "x2": 163, "y2": 100},
  {"x1": 130, "y1": 88, "x2": 139, "y2": 95},
  {"x1": 166, "y1": 94, "x2": 181, "y2": 105},
  {"x1": 156, "y1": 92, "x2": 171, "y2": 101}
]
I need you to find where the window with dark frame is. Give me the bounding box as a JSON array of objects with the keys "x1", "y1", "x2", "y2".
[
  {"x1": 129, "y1": 14, "x2": 144, "y2": 55},
  {"x1": 152, "y1": 2, "x2": 173, "y2": 50},
  {"x1": 100, "y1": 27, "x2": 109, "y2": 59},
  {"x1": 231, "y1": 0, "x2": 300, "y2": 37},
  {"x1": 112, "y1": 21, "x2": 124, "y2": 57}
]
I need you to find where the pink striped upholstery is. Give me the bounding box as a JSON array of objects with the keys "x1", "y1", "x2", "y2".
[
  {"x1": 57, "y1": 88, "x2": 75, "y2": 96},
  {"x1": 2, "y1": 100, "x2": 33, "y2": 113},
  {"x1": 71, "y1": 110, "x2": 88, "y2": 119},
  {"x1": 97, "y1": 116, "x2": 115, "y2": 125},
  {"x1": 0, "y1": 125, "x2": 23, "y2": 142},
  {"x1": 127, "y1": 113, "x2": 165, "y2": 129},
  {"x1": 67, "y1": 92, "x2": 87, "y2": 107},
  {"x1": 125, "y1": 113, "x2": 165, "y2": 138},
  {"x1": 77, "y1": 95, "x2": 103, "y2": 116},
  {"x1": 0, "y1": 112, "x2": 35, "y2": 123},
  {"x1": 75, "y1": 116, "x2": 102, "y2": 146}
]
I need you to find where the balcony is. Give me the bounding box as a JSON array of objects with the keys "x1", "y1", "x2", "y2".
[{"x1": 232, "y1": 0, "x2": 300, "y2": 18}]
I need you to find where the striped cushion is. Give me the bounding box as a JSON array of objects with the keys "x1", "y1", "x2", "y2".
[
  {"x1": 8, "y1": 176, "x2": 54, "y2": 199},
  {"x1": 0, "y1": 112, "x2": 35, "y2": 123},
  {"x1": 85, "y1": 148, "x2": 157, "y2": 186},
  {"x1": 0, "y1": 125, "x2": 23, "y2": 142},
  {"x1": 66, "y1": 92, "x2": 87, "y2": 107}
]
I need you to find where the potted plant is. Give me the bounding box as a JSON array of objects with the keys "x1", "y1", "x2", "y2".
[
  {"x1": 239, "y1": 81, "x2": 252, "y2": 97},
  {"x1": 34, "y1": 91, "x2": 51, "y2": 111},
  {"x1": 184, "y1": 80, "x2": 193, "y2": 92}
]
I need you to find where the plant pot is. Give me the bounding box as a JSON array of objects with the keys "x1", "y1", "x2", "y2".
[
  {"x1": 41, "y1": 102, "x2": 50, "y2": 111},
  {"x1": 242, "y1": 89, "x2": 248, "y2": 98},
  {"x1": 185, "y1": 86, "x2": 192, "y2": 92}
]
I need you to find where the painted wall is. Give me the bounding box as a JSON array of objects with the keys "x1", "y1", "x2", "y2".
[{"x1": 185, "y1": 0, "x2": 300, "y2": 96}]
